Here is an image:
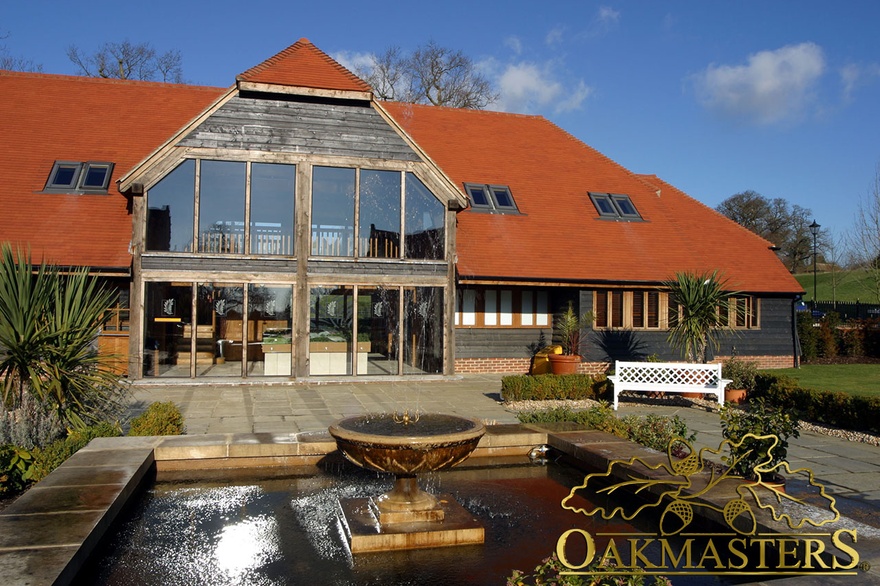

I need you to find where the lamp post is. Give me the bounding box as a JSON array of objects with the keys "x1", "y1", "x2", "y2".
[{"x1": 809, "y1": 220, "x2": 820, "y2": 310}]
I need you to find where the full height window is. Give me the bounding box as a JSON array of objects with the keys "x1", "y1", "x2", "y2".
[
  {"x1": 359, "y1": 170, "x2": 401, "y2": 258},
  {"x1": 146, "y1": 160, "x2": 296, "y2": 254},
  {"x1": 311, "y1": 167, "x2": 356, "y2": 256}
]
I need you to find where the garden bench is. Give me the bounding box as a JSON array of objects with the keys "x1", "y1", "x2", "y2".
[{"x1": 607, "y1": 361, "x2": 731, "y2": 410}]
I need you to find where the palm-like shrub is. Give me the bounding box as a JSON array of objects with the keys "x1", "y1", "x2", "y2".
[
  {"x1": 664, "y1": 270, "x2": 739, "y2": 363},
  {"x1": 0, "y1": 244, "x2": 128, "y2": 429}
]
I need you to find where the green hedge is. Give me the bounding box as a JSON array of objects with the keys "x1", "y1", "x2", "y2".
[
  {"x1": 30, "y1": 422, "x2": 122, "y2": 483},
  {"x1": 128, "y1": 401, "x2": 185, "y2": 436},
  {"x1": 517, "y1": 402, "x2": 695, "y2": 456},
  {"x1": 752, "y1": 373, "x2": 880, "y2": 435},
  {"x1": 501, "y1": 374, "x2": 608, "y2": 401}
]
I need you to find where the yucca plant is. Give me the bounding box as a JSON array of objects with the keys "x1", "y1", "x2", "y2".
[
  {"x1": 0, "y1": 244, "x2": 128, "y2": 429},
  {"x1": 664, "y1": 270, "x2": 740, "y2": 363}
]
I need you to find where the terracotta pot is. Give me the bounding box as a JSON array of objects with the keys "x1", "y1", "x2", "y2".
[
  {"x1": 725, "y1": 388, "x2": 747, "y2": 405},
  {"x1": 548, "y1": 353, "x2": 581, "y2": 375}
]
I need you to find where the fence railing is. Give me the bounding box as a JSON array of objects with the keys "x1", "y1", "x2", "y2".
[{"x1": 813, "y1": 300, "x2": 880, "y2": 320}]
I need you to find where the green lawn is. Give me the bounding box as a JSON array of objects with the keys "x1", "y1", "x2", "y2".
[
  {"x1": 763, "y1": 364, "x2": 880, "y2": 397},
  {"x1": 793, "y1": 270, "x2": 879, "y2": 303}
]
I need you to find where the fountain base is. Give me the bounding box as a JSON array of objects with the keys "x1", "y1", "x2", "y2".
[{"x1": 338, "y1": 494, "x2": 484, "y2": 553}]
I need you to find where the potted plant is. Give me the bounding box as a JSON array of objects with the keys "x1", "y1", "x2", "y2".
[
  {"x1": 720, "y1": 397, "x2": 800, "y2": 482},
  {"x1": 721, "y1": 356, "x2": 757, "y2": 404},
  {"x1": 664, "y1": 270, "x2": 739, "y2": 363},
  {"x1": 548, "y1": 302, "x2": 593, "y2": 375}
]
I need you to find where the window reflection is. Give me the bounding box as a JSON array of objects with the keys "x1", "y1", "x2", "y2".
[
  {"x1": 249, "y1": 285, "x2": 292, "y2": 376},
  {"x1": 198, "y1": 161, "x2": 246, "y2": 254},
  {"x1": 405, "y1": 173, "x2": 445, "y2": 260},
  {"x1": 251, "y1": 163, "x2": 295, "y2": 255},
  {"x1": 311, "y1": 167, "x2": 355, "y2": 256},
  {"x1": 359, "y1": 170, "x2": 401, "y2": 258},
  {"x1": 146, "y1": 160, "x2": 195, "y2": 252},
  {"x1": 309, "y1": 286, "x2": 353, "y2": 375},
  {"x1": 196, "y1": 283, "x2": 243, "y2": 377}
]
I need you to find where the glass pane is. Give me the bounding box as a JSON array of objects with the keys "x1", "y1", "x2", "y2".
[
  {"x1": 249, "y1": 285, "x2": 293, "y2": 376},
  {"x1": 500, "y1": 290, "x2": 513, "y2": 325},
  {"x1": 405, "y1": 173, "x2": 445, "y2": 260},
  {"x1": 462, "y1": 289, "x2": 476, "y2": 326},
  {"x1": 251, "y1": 163, "x2": 295, "y2": 256},
  {"x1": 196, "y1": 283, "x2": 243, "y2": 377},
  {"x1": 647, "y1": 291, "x2": 659, "y2": 328},
  {"x1": 403, "y1": 286, "x2": 444, "y2": 375},
  {"x1": 595, "y1": 290, "x2": 608, "y2": 328},
  {"x1": 358, "y1": 287, "x2": 400, "y2": 376},
  {"x1": 633, "y1": 291, "x2": 644, "y2": 328},
  {"x1": 198, "y1": 161, "x2": 246, "y2": 253},
  {"x1": 359, "y1": 170, "x2": 401, "y2": 258},
  {"x1": 147, "y1": 160, "x2": 195, "y2": 252},
  {"x1": 593, "y1": 195, "x2": 616, "y2": 216},
  {"x1": 521, "y1": 291, "x2": 534, "y2": 326},
  {"x1": 309, "y1": 286, "x2": 353, "y2": 375},
  {"x1": 611, "y1": 290, "x2": 623, "y2": 328},
  {"x1": 492, "y1": 187, "x2": 514, "y2": 208},
  {"x1": 82, "y1": 164, "x2": 110, "y2": 189},
  {"x1": 467, "y1": 185, "x2": 490, "y2": 207},
  {"x1": 50, "y1": 164, "x2": 79, "y2": 188},
  {"x1": 536, "y1": 291, "x2": 549, "y2": 326},
  {"x1": 484, "y1": 290, "x2": 497, "y2": 326},
  {"x1": 143, "y1": 282, "x2": 192, "y2": 377},
  {"x1": 613, "y1": 196, "x2": 639, "y2": 217},
  {"x1": 312, "y1": 167, "x2": 355, "y2": 256}
]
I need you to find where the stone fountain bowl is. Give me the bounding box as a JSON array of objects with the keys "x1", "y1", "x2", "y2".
[{"x1": 328, "y1": 413, "x2": 486, "y2": 475}]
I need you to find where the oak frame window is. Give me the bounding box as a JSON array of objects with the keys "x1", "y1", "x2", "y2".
[{"x1": 455, "y1": 288, "x2": 549, "y2": 328}]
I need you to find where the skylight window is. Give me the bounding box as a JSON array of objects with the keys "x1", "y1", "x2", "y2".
[
  {"x1": 44, "y1": 161, "x2": 114, "y2": 193},
  {"x1": 464, "y1": 183, "x2": 519, "y2": 214},
  {"x1": 589, "y1": 192, "x2": 642, "y2": 220}
]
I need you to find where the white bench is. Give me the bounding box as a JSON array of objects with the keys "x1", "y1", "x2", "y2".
[{"x1": 607, "y1": 361, "x2": 731, "y2": 410}]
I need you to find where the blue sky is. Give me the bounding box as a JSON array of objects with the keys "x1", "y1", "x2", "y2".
[{"x1": 4, "y1": 1, "x2": 879, "y2": 237}]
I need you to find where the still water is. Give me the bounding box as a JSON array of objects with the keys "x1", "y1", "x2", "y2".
[{"x1": 75, "y1": 457, "x2": 720, "y2": 585}]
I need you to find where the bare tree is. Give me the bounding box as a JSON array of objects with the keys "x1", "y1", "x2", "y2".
[
  {"x1": 717, "y1": 191, "x2": 825, "y2": 272},
  {"x1": 851, "y1": 164, "x2": 880, "y2": 303},
  {"x1": 0, "y1": 29, "x2": 42, "y2": 72},
  {"x1": 67, "y1": 40, "x2": 184, "y2": 82},
  {"x1": 356, "y1": 41, "x2": 497, "y2": 109}
]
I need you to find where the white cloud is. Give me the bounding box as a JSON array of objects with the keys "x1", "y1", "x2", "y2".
[
  {"x1": 597, "y1": 6, "x2": 621, "y2": 26},
  {"x1": 488, "y1": 60, "x2": 592, "y2": 115},
  {"x1": 504, "y1": 36, "x2": 523, "y2": 55},
  {"x1": 545, "y1": 27, "x2": 565, "y2": 46},
  {"x1": 331, "y1": 50, "x2": 374, "y2": 75},
  {"x1": 693, "y1": 42, "x2": 826, "y2": 125},
  {"x1": 840, "y1": 62, "x2": 880, "y2": 102}
]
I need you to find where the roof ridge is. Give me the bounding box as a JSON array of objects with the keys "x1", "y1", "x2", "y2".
[
  {"x1": 0, "y1": 69, "x2": 223, "y2": 91},
  {"x1": 237, "y1": 37, "x2": 370, "y2": 92},
  {"x1": 387, "y1": 100, "x2": 548, "y2": 121}
]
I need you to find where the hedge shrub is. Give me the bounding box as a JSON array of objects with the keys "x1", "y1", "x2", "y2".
[
  {"x1": 752, "y1": 373, "x2": 880, "y2": 435},
  {"x1": 30, "y1": 422, "x2": 122, "y2": 482},
  {"x1": 517, "y1": 402, "x2": 695, "y2": 456},
  {"x1": 128, "y1": 401, "x2": 185, "y2": 436},
  {"x1": 501, "y1": 374, "x2": 607, "y2": 402}
]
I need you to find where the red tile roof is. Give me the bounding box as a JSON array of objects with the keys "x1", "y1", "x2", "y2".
[
  {"x1": 382, "y1": 102, "x2": 802, "y2": 294},
  {"x1": 0, "y1": 71, "x2": 223, "y2": 269},
  {"x1": 237, "y1": 38, "x2": 371, "y2": 94}
]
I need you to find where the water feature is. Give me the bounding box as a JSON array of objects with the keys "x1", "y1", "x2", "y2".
[
  {"x1": 328, "y1": 413, "x2": 486, "y2": 552},
  {"x1": 74, "y1": 456, "x2": 671, "y2": 585}
]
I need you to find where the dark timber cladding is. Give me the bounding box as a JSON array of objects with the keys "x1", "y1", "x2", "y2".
[{"x1": 178, "y1": 94, "x2": 421, "y2": 160}]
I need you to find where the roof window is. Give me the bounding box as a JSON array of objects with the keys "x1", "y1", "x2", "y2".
[
  {"x1": 45, "y1": 161, "x2": 114, "y2": 193},
  {"x1": 589, "y1": 192, "x2": 641, "y2": 220},
  {"x1": 464, "y1": 183, "x2": 519, "y2": 213}
]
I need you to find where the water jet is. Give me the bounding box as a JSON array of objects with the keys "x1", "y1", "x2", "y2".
[{"x1": 328, "y1": 412, "x2": 486, "y2": 552}]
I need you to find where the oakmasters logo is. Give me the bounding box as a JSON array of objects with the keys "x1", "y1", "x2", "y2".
[{"x1": 554, "y1": 434, "x2": 868, "y2": 578}]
